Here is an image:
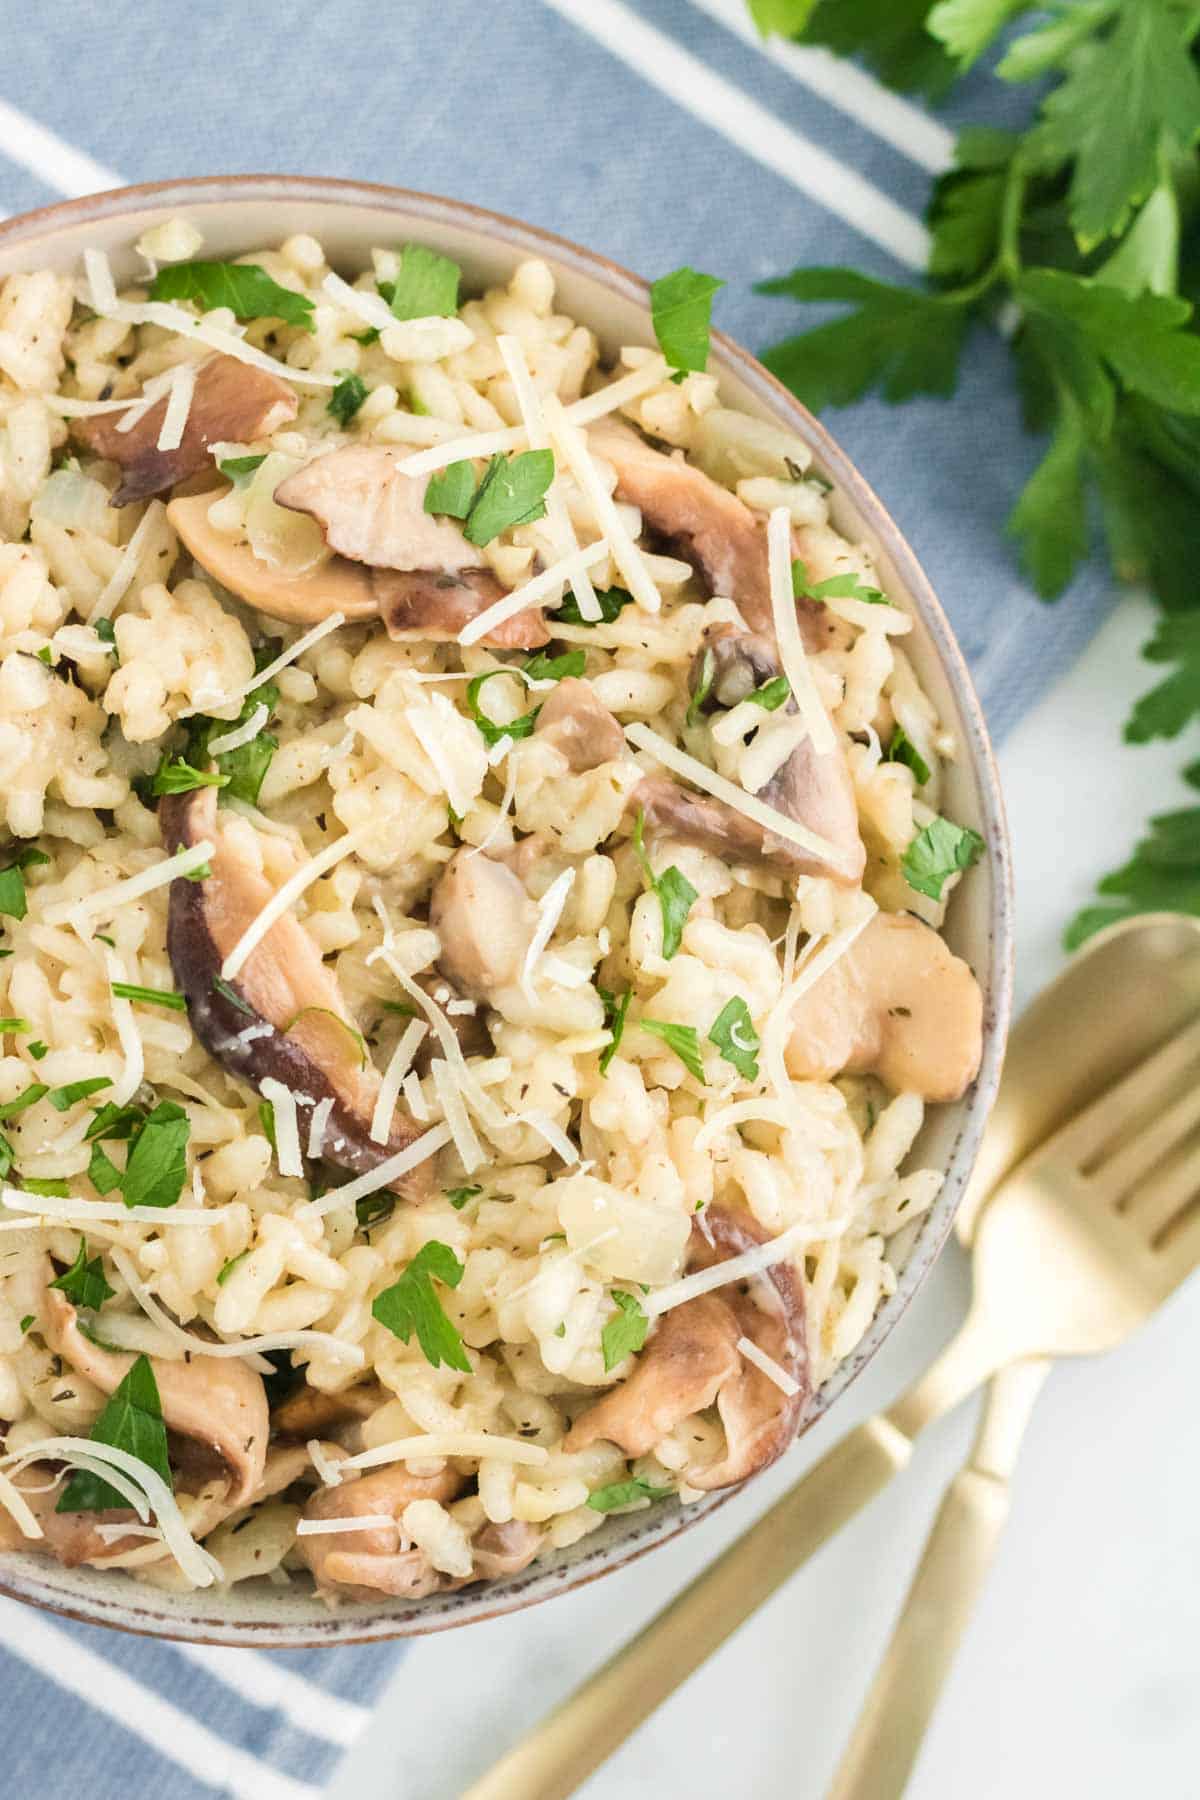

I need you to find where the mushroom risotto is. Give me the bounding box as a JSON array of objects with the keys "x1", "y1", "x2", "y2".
[{"x1": 0, "y1": 226, "x2": 984, "y2": 1600}]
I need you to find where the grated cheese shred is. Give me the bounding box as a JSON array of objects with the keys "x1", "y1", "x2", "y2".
[
  {"x1": 42, "y1": 839, "x2": 215, "y2": 929},
  {"x1": 736, "y1": 1335, "x2": 801, "y2": 1397},
  {"x1": 157, "y1": 361, "x2": 196, "y2": 453},
  {"x1": 456, "y1": 541, "x2": 608, "y2": 648},
  {"x1": 220, "y1": 823, "x2": 367, "y2": 982},
  {"x1": 309, "y1": 1123, "x2": 453, "y2": 1214},
  {"x1": 521, "y1": 867, "x2": 575, "y2": 1003},
  {"x1": 542, "y1": 393, "x2": 663, "y2": 614},
  {"x1": 370, "y1": 1021, "x2": 427, "y2": 1145},
  {"x1": 260, "y1": 1077, "x2": 303, "y2": 1177},
  {"x1": 767, "y1": 506, "x2": 835, "y2": 756}
]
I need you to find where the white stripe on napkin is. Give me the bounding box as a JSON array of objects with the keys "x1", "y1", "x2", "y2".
[
  {"x1": 0, "y1": 1598, "x2": 321, "y2": 1800},
  {"x1": 174, "y1": 1641, "x2": 370, "y2": 1749},
  {"x1": 539, "y1": 0, "x2": 930, "y2": 269},
  {"x1": 0, "y1": 99, "x2": 123, "y2": 199},
  {"x1": 687, "y1": 0, "x2": 955, "y2": 173}
]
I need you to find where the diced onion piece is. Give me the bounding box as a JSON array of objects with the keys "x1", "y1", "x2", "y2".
[
  {"x1": 543, "y1": 393, "x2": 662, "y2": 614},
  {"x1": 624, "y1": 723, "x2": 847, "y2": 870},
  {"x1": 220, "y1": 824, "x2": 367, "y2": 982},
  {"x1": 42, "y1": 839, "x2": 215, "y2": 929},
  {"x1": 767, "y1": 506, "x2": 835, "y2": 756},
  {"x1": 431, "y1": 1057, "x2": 485, "y2": 1174},
  {"x1": 205, "y1": 703, "x2": 269, "y2": 758},
  {"x1": 521, "y1": 868, "x2": 575, "y2": 1003},
  {"x1": 103, "y1": 948, "x2": 144, "y2": 1107},
  {"x1": 341, "y1": 1434, "x2": 550, "y2": 1471},
  {"x1": 457, "y1": 541, "x2": 609, "y2": 648},
  {"x1": 260, "y1": 1076, "x2": 304, "y2": 1177},
  {"x1": 157, "y1": 361, "x2": 196, "y2": 453},
  {"x1": 498, "y1": 333, "x2": 601, "y2": 622},
  {"x1": 736, "y1": 1334, "x2": 801, "y2": 1396},
  {"x1": 309, "y1": 1123, "x2": 453, "y2": 1215},
  {"x1": 370, "y1": 1021, "x2": 427, "y2": 1145}
]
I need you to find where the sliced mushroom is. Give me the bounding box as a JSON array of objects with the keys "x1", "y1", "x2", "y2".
[
  {"x1": 74, "y1": 354, "x2": 299, "y2": 507},
  {"x1": 296, "y1": 1461, "x2": 463, "y2": 1600},
  {"x1": 533, "y1": 677, "x2": 626, "y2": 772},
  {"x1": 565, "y1": 1204, "x2": 809, "y2": 1491},
  {"x1": 43, "y1": 1287, "x2": 268, "y2": 1506},
  {"x1": 168, "y1": 486, "x2": 549, "y2": 646},
  {"x1": 168, "y1": 489, "x2": 378, "y2": 625},
  {"x1": 272, "y1": 1380, "x2": 385, "y2": 1439},
  {"x1": 588, "y1": 418, "x2": 833, "y2": 650},
  {"x1": 785, "y1": 909, "x2": 983, "y2": 1102},
  {"x1": 470, "y1": 1518, "x2": 543, "y2": 1582},
  {"x1": 161, "y1": 787, "x2": 432, "y2": 1199},
  {"x1": 429, "y1": 848, "x2": 538, "y2": 1003},
  {"x1": 689, "y1": 628, "x2": 779, "y2": 712},
  {"x1": 274, "y1": 446, "x2": 483, "y2": 573}
]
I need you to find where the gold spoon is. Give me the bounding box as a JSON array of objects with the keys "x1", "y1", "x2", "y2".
[{"x1": 464, "y1": 914, "x2": 1200, "y2": 1800}]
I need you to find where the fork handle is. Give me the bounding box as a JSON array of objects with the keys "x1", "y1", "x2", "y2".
[
  {"x1": 827, "y1": 1360, "x2": 1052, "y2": 1800},
  {"x1": 462, "y1": 1417, "x2": 914, "y2": 1800}
]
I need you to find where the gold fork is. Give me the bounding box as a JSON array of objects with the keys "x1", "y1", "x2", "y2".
[{"x1": 466, "y1": 1011, "x2": 1200, "y2": 1800}]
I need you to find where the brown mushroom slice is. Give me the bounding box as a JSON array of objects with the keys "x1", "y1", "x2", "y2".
[
  {"x1": 271, "y1": 1381, "x2": 386, "y2": 1439},
  {"x1": 161, "y1": 787, "x2": 432, "y2": 1199},
  {"x1": 74, "y1": 354, "x2": 299, "y2": 507},
  {"x1": 372, "y1": 566, "x2": 550, "y2": 649},
  {"x1": 566, "y1": 1205, "x2": 809, "y2": 1491},
  {"x1": 429, "y1": 847, "x2": 538, "y2": 1003},
  {"x1": 296, "y1": 1461, "x2": 463, "y2": 1599},
  {"x1": 274, "y1": 446, "x2": 483, "y2": 572},
  {"x1": 168, "y1": 489, "x2": 378, "y2": 625},
  {"x1": 533, "y1": 677, "x2": 626, "y2": 772},
  {"x1": 588, "y1": 418, "x2": 832, "y2": 650},
  {"x1": 43, "y1": 1288, "x2": 268, "y2": 1506},
  {"x1": 469, "y1": 1518, "x2": 543, "y2": 1582},
  {"x1": 785, "y1": 909, "x2": 983, "y2": 1103}
]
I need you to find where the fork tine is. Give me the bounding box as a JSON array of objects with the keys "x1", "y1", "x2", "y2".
[
  {"x1": 1096, "y1": 1081, "x2": 1200, "y2": 1205},
  {"x1": 1056, "y1": 1015, "x2": 1200, "y2": 1171},
  {"x1": 1152, "y1": 1195, "x2": 1200, "y2": 1285},
  {"x1": 1121, "y1": 1144, "x2": 1200, "y2": 1240}
]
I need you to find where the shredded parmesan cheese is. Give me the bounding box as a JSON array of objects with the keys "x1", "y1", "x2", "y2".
[
  {"x1": 736, "y1": 1334, "x2": 801, "y2": 1397},
  {"x1": 88, "y1": 499, "x2": 168, "y2": 622},
  {"x1": 260, "y1": 1077, "x2": 304, "y2": 1177},
  {"x1": 370, "y1": 1021, "x2": 427, "y2": 1145},
  {"x1": 307, "y1": 1095, "x2": 334, "y2": 1160},
  {"x1": 402, "y1": 1070, "x2": 430, "y2": 1122},
  {"x1": 309, "y1": 1123, "x2": 452, "y2": 1214},
  {"x1": 518, "y1": 1110, "x2": 579, "y2": 1165},
  {"x1": 645, "y1": 1221, "x2": 809, "y2": 1318},
  {"x1": 295, "y1": 1514, "x2": 399, "y2": 1537},
  {"x1": 498, "y1": 333, "x2": 601, "y2": 622},
  {"x1": 205, "y1": 702, "x2": 269, "y2": 758},
  {"x1": 1, "y1": 1189, "x2": 214, "y2": 1227},
  {"x1": 693, "y1": 1099, "x2": 796, "y2": 1153},
  {"x1": 43, "y1": 839, "x2": 215, "y2": 928},
  {"x1": 624, "y1": 723, "x2": 847, "y2": 869},
  {"x1": 767, "y1": 506, "x2": 834, "y2": 756},
  {"x1": 0, "y1": 1469, "x2": 44, "y2": 1541},
  {"x1": 431, "y1": 1057, "x2": 485, "y2": 1173},
  {"x1": 543, "y1": 393, "x2": 663, "y2": 614},
  {"x1": 341, "y1": 1435, "x2": 550, "y2": 1472},
  {"x1": 157, "y1": 360, "x2": 196, "y2": 453},
  {"x1": 186, "y1": 611, "x2": 346, "y2": 720},
  {"x1": 307, "y1": 1439, "x2": 342, "y2": 1488},
  {"x1": 762, "y1": 897, "x2": 877, "y2": 1102},
  {"x1": 406, "y1": 695, "x2": 475, "y2": 817},
  {"x1": 104, "y1": 947, "x2": 144, "y2": 1107},
  {"x1": 456, "y1": 541, "x2": 609, "y2": 648},
  {"x1": 320, "y1": 271, "x2": 396, "y2": 333},
  {"x1": 521, "y1": 867, "x2": 575, "y2": 1002},
  {"x1": 220, "y1": 823, "x2": 367, "y2": 981}
]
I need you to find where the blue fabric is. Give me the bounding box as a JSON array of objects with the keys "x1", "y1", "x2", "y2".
[{"x1": 0, "y1": 4, "x2": 1105, "y2": 1795}]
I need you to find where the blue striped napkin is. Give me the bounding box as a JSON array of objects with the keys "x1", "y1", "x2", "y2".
[{"x1": 0, "y1": 3, "x2": 1107, "y2": 1794}]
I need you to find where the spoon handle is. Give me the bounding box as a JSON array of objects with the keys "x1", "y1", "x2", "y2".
[{"x1": 826, "y1": 1358, "x2": 1052, "y2": 1800}]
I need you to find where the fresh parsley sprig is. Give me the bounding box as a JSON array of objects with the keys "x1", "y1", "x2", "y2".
[
  {"x1": 750, "y1": 0, "x2": 1200, "y2": 945},
  {"x1": 372, "y1": 1240, "x2": 471, "y2": 1372}
]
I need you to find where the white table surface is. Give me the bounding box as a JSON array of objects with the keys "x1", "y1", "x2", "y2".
[{"x1": 330, "y1": 594, "x2": 1200, "y2": 1800}]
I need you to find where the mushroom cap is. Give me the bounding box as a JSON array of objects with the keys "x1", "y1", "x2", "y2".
[
  {"x1": 533, "y1": 677, "x2": 626, "y2": 773},
  {"x1": 429, "y1": 848, "x2": 538, "y2": 1001},
  {"x1": 167, "y1": 489, "x2": 379, "y2": 625}
]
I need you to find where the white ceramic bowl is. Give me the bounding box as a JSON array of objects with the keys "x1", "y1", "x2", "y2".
[{"x1": 0, "y1": 177, "x2": 1013, "y2": 1645}]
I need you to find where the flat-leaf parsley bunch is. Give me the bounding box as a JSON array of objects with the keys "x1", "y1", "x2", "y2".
[{"x1": 748, "y1": 0, "x2": 1200, "y2": 945}]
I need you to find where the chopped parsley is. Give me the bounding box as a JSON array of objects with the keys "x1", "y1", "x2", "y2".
[
  {"x1": 356, "y1": 1193, "x2": 395, "y2": 1230},
  {"x1": 50, "y1": 1238, "x2": 116, "y2": 1311},
  {"x1": 747, "y1": 674, "x2": 792, "y2": 711},
  {"x1": 327, "y1": 371, "x2": 368, "y2": 427},
  {"x1": 650, "y1": 266, "x2": 724, "y2": 377},
  {"x1": 150, "y1": 261, "x2": 315, "y2": 331},
  {"x1": 149, "y1": 757, "x2": 229, "y2": 797},
  {"x1": 56, "y1": 1353, "x2": 172, "y2": 1514},
  {"x1": 216, "y1": 1251, "x2": 249, "y2": 1287},
  {"x1": 88, "y1": 1142, "x2": 122, "y2": 1196},
  {"x1": 792, "y1": 558, "x2": 885, "y2": 606},
  {"x1": 48, "y1": 1076, "x2": 112, "y2": 1112},
  {"x1": 218, "y1": 453, "x2": 268, "y2": 483},
  {"x1": 119, "y1": 1100, "x2": 190, "y2": 1211},
  {"x1": 550, "y1": 585, "x2": 633, "y2": 628},
  {"x1": 212, "y1": 976, "x2": 255, "y2": 1017},
  {"x1": 18, "y1": 1314, "x2": 32, "y2": 1335},
  {"x1": 0, "y1": 1017, "x2": 28, "y2": 1033},
  {"x1": 886, "y1": 725, "x2": 932, "y2": 787},
  {"x1": 423, "y1": 459, "x2": 476, "y2": 520},
  {"x1": 708, "y1": 997, "x2": 760, "y2": 1082},
  {"x1": 465, "y1": 669, "x2": 541, "y2": 748},
  {"x1": 601, "y1": 1289, "x2": 650, "y2": 1372},
  {"x1": 110, "y1": 981, "x2": 188, "y2": 1012},
  {"x1": 22, "y1": 1179, "x2": 70, "y2": 1197},
  {"x1": 598, "y1": 987, "x2": 632, "y2": 1077},
  {"x1": 463, "y1": 450, "x2": 555, "y2": 547},
  {"x1": 0, "y1": 846, "x2": 49, "y2": 921},
  {"x1": 0, "y1": 1083, "x2": 47, "y2": 1121},
  {"x1": 382, "y1": 244, "x2": 462, "y2": 321},
  {"x1": 184, "y1": 645, "x2": 280, "y2": 807},
  {"x1": 93, "y1": 617, "x2": 117, "y2": 653},
  {"x1": 258, "y1": 1099, "x2": 277, "y2": 1152},
  {"x1": 902, "y1": 816, "x2": 985, "y2": 902},
  {"x1": 446, "y1": 1185, "x2": 483, "y2": 1211},
  {"x1": 632, "y1": 808, "x2": 696, "y2": 960},
  {"x1": 686, "y1": 647, "x2": 716, "y2": 728},
  {"x1": 639, "y1": 1018, "x2": 706, "y2": 1082},
  {"x1": 27, "y1": 1041, "x2": 47, "y2": 1061},
  {"x1": 587, "y1": 1475, "x2": 674, "y2": 1513},
  {"x1": 371, "y1": 1240, "x2": 471, "y2": 1372},
  {"x1": 523, "y1": 649, "x2": 586, "y2": 683}
]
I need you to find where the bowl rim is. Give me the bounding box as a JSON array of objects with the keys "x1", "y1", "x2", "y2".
[{"x1": 0, "y1": 174, "x2": 1014, "y2": 1646}]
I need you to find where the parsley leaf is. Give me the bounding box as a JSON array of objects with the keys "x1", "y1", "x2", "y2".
[
  {"x1": 119, "y1": 1100, "x2": 189, "y2": 1211},
  {"x1": 523, "y1": 649, "x2": 586, "y2": 683},
  {"x1": 150, "y1": 262, "x2": 315, "y2": 332},
  {"x1": 48, "y1": 1076, "x2": 112, "y2": 1112},
  {"x1": 446, "y1": 1185, "x2": 482, "y2": 1211},
  {"x1": 424, "y1": 459, "x2": 476, "y2": 519},
  {"x1": 0, "y1": 1084, "x2": 47, "y2": 1121},
  {"x1": 149, "y1": 758, "x2": 229, "y2": 797},
  {"x1": 57, "y1": 1353, "x2": 171, "y2": 1514},
  {"x1": 1017, "y1": 272, "x2": 1200, "y2": 416},
  {"x1": 633, "y1": 808, "x2": 697, "y2": 960},
  {"x1": 640, "y1": 1018, "x2": 706, "y2": 1082},
  {"x1": 708, "y1": 997, "x2": 760, "y2": 1081},
  {"x1": 327, "y1": 372, "x2": 368, "y2": 427},
  {"x1": 687, "y1": 646, "x2": 716, "y2": 728},
  {"x1": 384, "y1": 244, "x2": 461, "y2": 321},
  {"x1": 587, "y1": 1475, "x2": 674, "y2": 1513},
  {"x1": 463, "y1": 450, "x2": 555, "y2": 546},
  {"x1": 927, "y1": 0, "x2": 1028, "y2": 71},
  {"x1": 1065, "y1": 799, "x2": 1200, "y2": 948},
  {"x1": 371, "y1": 1240, "x2": 471, "y2": 1372},
  {"x1": 902, "y1": 816, "x2": 985, "y2": 901},
  {"x1": 217, "y1": 1251, "x2": 249, "y2": 1286},
  {"x1": 50, "y1": 1238, "x2": 116, "y2": 1311},
  {"x1": 465, "y1": 670, "x2": 540, "y2": 748},
  {"x1": 88, "y1": 1142, "x2": 123, "y2": 1196},
  {"x1": 758, "y1": 268, "x2": 970, "y2": 409},
  {"x1": 218, "y1": 453, "x2": 267, "y2": 483},
  {"x1": 0, "y1": 846, "x2": 49, "y2": 921},
  {"x1": 551, "y1": 585, "x2": 633, "y2": 627},
  {"x1": 650, "y1": 267, "x2": 724, "y2": 376},
  {"x1": 601, "y1": 1289, "x2": 649, "y2": 1373},
  {"x1": 598, "y1": 987, "x2": 633, "y2": 1077},
  {"x1": 185, "y1": 649, "x2": 280, "y2": 807},
  {"x1": 1124, "y1": 614, "x2": 1200, "y2": 744},
  {"x1": 794, "y1": 0, "x2": 957, "y2": 99},
  {"x1": 746, "y1": 674, "x2": 792, "y2": 711},
  {"x1": 886, "y1": 725, "x2": 932, "y2": 787},
  {"x1": 792, "y1": 557, "x2": 885, "y2": 605}
]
